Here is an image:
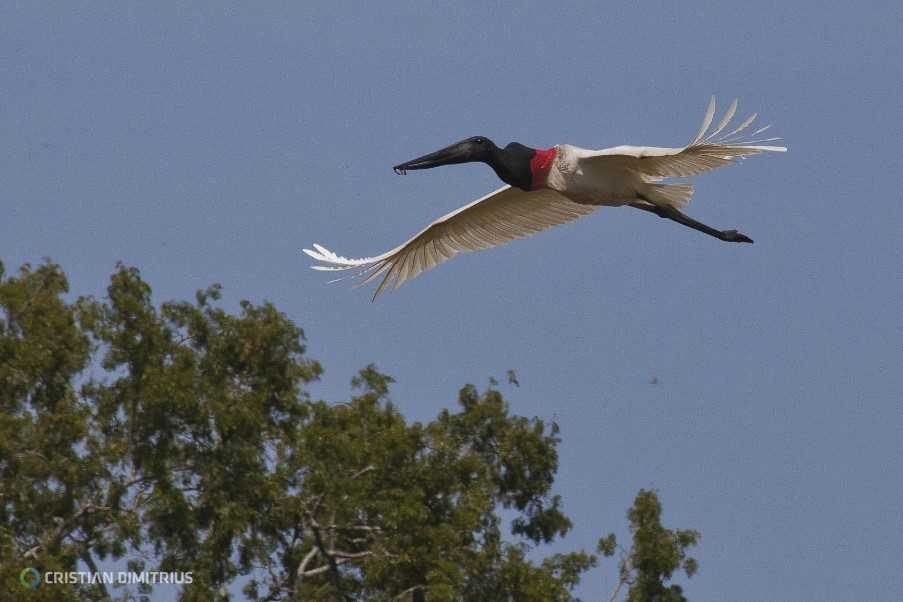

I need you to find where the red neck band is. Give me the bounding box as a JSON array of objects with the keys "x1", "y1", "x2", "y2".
[{"x1": 530, "y1": 147, "x2": 557, "y2": 190}]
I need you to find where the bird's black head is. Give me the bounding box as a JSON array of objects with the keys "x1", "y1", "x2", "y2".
[
  {"x1": 393, "y1": 136, "x2": 497, "y2": 175},
  {"x1": 393, "y1": 136, "x2": 537, "y2": 190}
]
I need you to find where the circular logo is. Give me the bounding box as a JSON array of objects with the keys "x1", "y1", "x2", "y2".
[{"x1": 20, "y1": 567, "x2": 41, "y2": 589}]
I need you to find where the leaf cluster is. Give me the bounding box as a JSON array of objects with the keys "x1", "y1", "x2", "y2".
[{"x1": 598, "y1": 490, "x2": 700, "y2": 602}]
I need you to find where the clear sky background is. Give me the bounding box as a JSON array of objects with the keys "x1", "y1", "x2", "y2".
[{"x1": 3, "y1": 2, "x2": 902, "y2": 600}]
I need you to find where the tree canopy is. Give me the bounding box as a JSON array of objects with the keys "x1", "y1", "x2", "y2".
[{"x1": 0, "y1": 260, "x2": 698, "y2": 601}]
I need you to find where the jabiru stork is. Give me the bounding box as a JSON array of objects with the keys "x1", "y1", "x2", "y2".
[{"x1": 304, "y1": 97, "x2": 786, "y2": 299}]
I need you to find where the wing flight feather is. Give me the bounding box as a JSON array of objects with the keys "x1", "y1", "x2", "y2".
[
  {"x1": 303, "y1": 186, "x2": 595, "y2": 300},
  {"x1": 583, "y1": 98, "x2": 786, "y2": 179}
]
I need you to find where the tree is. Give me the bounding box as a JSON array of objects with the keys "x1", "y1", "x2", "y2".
[
  {"x1": 597, "y1": 490, "x2": 699, "y2": 602},
  {"x1": 0, "y1": 260, "x2": 698, "y2": 601}
]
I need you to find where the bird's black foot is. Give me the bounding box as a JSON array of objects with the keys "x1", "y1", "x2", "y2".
[{"x1": 720, "y1": 230, "x2": 753, "y2": 243}]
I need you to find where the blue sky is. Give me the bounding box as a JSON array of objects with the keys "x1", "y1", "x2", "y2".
[{"x1": 3, "y1": 2, "x2": 902, "y2": 600}]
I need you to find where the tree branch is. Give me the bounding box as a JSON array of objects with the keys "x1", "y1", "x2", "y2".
[
  {"x1": 393, "y1": 584, "x2": 426, "y2": 600},
  {"x1": 350, "y1": 465, "x2": 376, "y2": 480},
  {"x1": 607, "y1": 549, "x2": 633, "y2": 602},
  {"x1": 297, "y1": 546, "x2": 319, "y2": 578},
  {"x1": 307, "y1": 513, "x2": 347, "y2": 600},
  {"x1": 80, "y1": 549, "x2": 109, "y2": 599}
]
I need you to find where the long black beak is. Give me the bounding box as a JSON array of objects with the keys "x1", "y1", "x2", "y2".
[{"x1": 393, "y1": 141, "x2": 472, "y2": 175}]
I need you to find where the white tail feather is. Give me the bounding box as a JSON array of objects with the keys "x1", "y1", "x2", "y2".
[{"x1": 644, "y1": 183, "x2": 694, "y2": 208}]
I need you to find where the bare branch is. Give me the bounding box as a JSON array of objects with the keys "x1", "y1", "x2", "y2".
[
  {"x1": 45, "y1": 503, "x2": 112, "y2": 552},
  {"x1": 607, "y1": 550, "x2": 633, "y2": 602},
  {"x1": 297, "y1": 546, "x2": 319, "y2": 579},
  {"x1": 298, "y1": 554, "x2": 369, "y2": 578},
  {"x1": 394, "y1": 585, "x2": 426, "y2": 600},
  {"x1": 350, "y1": 465, "x2": 375, "y2": 480},
  {"x1": 297, "y1": 563, "x2": 333, "y2": 578},
  {"x1": 307, "y1": 511, "x2": 345, "y2": 598},
  {"x1": 329, "y1": 549, "x2": 371, "y2": 560},
  {"x1": 80, "y1": 550, "x2": 109, "y2": 599}
]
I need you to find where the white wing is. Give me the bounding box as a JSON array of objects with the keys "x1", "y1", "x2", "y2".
[
  {"x1": 304, "y1": 185, "x2": 595, "y2": 300},
  {"x1": 579, "y1": 97, "x2": 787, "y2": 178}
]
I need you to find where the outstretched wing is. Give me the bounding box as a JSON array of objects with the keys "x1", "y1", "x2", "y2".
[
  {"x1": 579, "y1": 97, "x2": 787, "y2": 178},
  {"x1": 304, "y1": 185, "x2": 595, "y2": 300}
]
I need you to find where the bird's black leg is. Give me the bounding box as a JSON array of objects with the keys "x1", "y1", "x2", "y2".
[{"x1": 629, "y1": 201, "x2": 753, "y2": 243}]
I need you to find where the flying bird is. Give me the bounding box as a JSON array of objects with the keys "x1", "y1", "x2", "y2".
[{"x1": 304, "y1": 97, "x2": 785, "y2": 299}]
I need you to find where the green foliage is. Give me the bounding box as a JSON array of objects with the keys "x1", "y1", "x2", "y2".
[
  {"x1": 0, "y1": 260, "x2": 701, "y2": 601},
  {"x1": 0, "y1": 260, "x2": 95, "y2": 601},
  {"x1": 597, "y1": 533, "x2": 617, "y2": 558},
  {"x1": 601, "y1": 490, "x2": 700, "y2": 602}
]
